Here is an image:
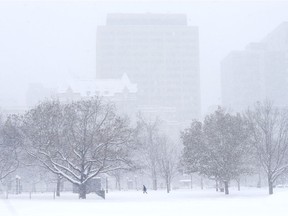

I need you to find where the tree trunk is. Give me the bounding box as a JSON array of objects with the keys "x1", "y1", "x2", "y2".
[
  {"x1": 153, "y1": 178, "x2": 157, "y2": 190},
  {"x1": 219, "y1": 181, "x2": 224, "y2": 192},
  {"x1": 116, "y1": 176, "x2": 121, "y2": 191},
  {"x1": 134, "y1": 176, "x2": 137, "y2": 191},
  {"x1": 268, "y1": 176, "x2": 273, "y2": 195},
  {"x1": 237, "y1": 179, "x2": 240, "y2": 191},
  {"x1": 56, "y1": 175, "x2": 61, "y2": 197},
  {"x1": 106, "y1": 177, "x2": 109, "y2": 193},
  {"x1": 200, "y1": 177, "x2": 203, "y2": 190},
  {"x1": 190, "y1": 174, "x2": 193, "y2": 189},
  {"x1": 16, "y1": 178, "x2": 20, "y2": 195},
  {"x1": 257, "y1": 172, "x2": 262, "y2": 188},
  {"x1": 79, "y1": 183, "x2": 87, "y2": 199},
  {"x1": 216, "y1": 180, "x2": 219, "y2": 192},
  {"x1": 152, "y1": 166, "x2": 158, "y2": 190},
  {"x1": 166, "y1": 183, "x2": 170, "y2": 193},
  {"x1": 32, "y1": 183, "x2": 36, "y2": 193},
  {"x1": 224, "y1": 181, "x2": 229, "y2": 195},
  {"x1": 166, "y1": 177, "x2": 171, "y2": 193}
]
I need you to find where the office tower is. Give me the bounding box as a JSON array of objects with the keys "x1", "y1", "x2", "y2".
[
  {"x1": 96, "y1": 13, "x2": 200, "y2": 123},
  {"x1": 222, "y1": 22, "x2": 288, "y2": 112}
]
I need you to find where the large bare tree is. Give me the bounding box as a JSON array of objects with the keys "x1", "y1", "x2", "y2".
[
  {"x1": 23, "y1": 98, "x2": 133, "y2": 199},
  {"x1": 246, "y1": 101, "x2": 288, "y2": 195}
]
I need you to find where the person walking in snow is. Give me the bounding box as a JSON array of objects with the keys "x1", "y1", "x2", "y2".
[{"x1": 143, "y1": 185, "x2": 148, "y2": 194}]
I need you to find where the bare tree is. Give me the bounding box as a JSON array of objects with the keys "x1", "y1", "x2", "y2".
[
  {"x1": 110, "y1": 169, "x2": 123, "y2": 191},
  {"x1": 246, "y1": 101, "x2": 288, "y2": 195},
  {"x1": 22, "y1": 98, "x2": 133, "y2": 199},
  {"x1": 158, "y1": 135, "x2": 179, "y2": 193},
  {"x1": 135, "y1": 115, "x2": 161, "y2": 190}
]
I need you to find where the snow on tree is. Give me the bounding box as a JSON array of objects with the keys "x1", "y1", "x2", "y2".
[
  {"x1": 180, "y1": 120, "x2": 204, "y2": 175},
  {"x1": 0, "y1": 115, "x2": 21, "y2": 182},
  {"x1": 201, "y1": 107, "x2": 252, "y2": 194},
  {"x1": 181, "y1": 107, "x2": 252, "y2": 194},
  {"x1": 246, "y1": 101, "x2": 288, "y2": 195},
  {"x1": 22, "y1": 98, "x2": 134, "y2": 199}
]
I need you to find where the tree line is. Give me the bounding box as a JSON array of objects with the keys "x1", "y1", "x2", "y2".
[
  {"x1": 0, "y1": 98, "x2": 179, "y2": 198},
  {"x1": 0, "y1": 98, "x2": 288, "y2": 198},
  {"x1": 181, "y1": 101, "x2": 288, "y2": 195}
]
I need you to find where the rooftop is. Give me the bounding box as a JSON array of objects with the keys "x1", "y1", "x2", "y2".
[
  {"x1": 106, "y1": 13, "x2": 187, "y2": 26},
  {"x1": 58, "y1": 73, "x2": 137, "y2": 97}
]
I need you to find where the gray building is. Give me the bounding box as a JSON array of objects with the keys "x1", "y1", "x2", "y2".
[
  {"x1": 221, "y1": 22, "x2": 288, "y2": 112},
  {"x1": 96, "y1": 13, "x2": 200, "y2": 123}
]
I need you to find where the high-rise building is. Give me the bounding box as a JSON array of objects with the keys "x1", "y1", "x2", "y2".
[
  {"x1": 96, "y1": 13, "x2": 200, "y2": 123},
  {"x1": 221, "y1": 22, "x2": 288, "y2": 112}
]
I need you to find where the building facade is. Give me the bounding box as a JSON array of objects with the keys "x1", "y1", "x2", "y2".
[
  {"x1": 221, "y1": 22, "x2": 288, "y2": 112},
  {"x1": 96, "y1": 13, "x2": 201, "y2": 123},
  {"x1": 56, "y1": 73, "x2": 138, "y2": 117}
]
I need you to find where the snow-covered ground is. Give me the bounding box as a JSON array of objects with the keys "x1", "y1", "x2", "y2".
[{"x1": 0, "y1": 188, "x2": 287, "y2": 216}]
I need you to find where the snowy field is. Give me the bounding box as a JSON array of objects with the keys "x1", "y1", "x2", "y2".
[{"x1": 1, "y1": 188, "x2": 288, "y2": 216}]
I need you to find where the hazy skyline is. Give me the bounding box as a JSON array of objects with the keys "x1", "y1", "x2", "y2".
[{"x1": 1, "y1": 1, "x2": 288, "y2": 114}]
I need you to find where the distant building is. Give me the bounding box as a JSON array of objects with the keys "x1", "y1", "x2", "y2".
[
  {"x1": 26, "y1": 83, "x2": 55, "y2": 108},
  {"x1": 221, "y1": 22, "x2": 288, "y2": 112},
  {"x1": 56, "y1": 73, "x2": 138, "y2": 117},
  {"x1": 24, "y1": 74, "x2": 138, "y2": 118},
  {"x1": 96, "y1": 13, "x2": 201, "y2": 124}
]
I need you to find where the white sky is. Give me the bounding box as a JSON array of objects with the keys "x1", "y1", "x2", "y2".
[{"x1": 1, "y1": 0, "x2": 288, "y2": 114}]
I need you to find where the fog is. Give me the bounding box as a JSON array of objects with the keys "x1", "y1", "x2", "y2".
[
  {"x1": 3, "y1": 1, "x2": 288, "y2": 205},
  {"x1": 1, "y1": 0, "x2": 288, "y2": 114}
]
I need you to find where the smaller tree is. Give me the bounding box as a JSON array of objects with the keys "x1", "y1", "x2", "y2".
[
  {"x1": 135, "y1": 115, "x2": 161, "y2": 190},
  {"x1": 180, "y1": 120, "x2": 204, "y2": 175},
  {"x1": 0, "y1": 115, "x2": 22, "y2": 182},
  {"x1": 200, "y1": 108, "x2": 252, "y2": 194},
  {"x1": 158, "y1": 135, "x2": 179, "y2": 193},
  {"x1": 181, "y1": 108, "x2": 252, "y2": 195},
  {"x1": 246, "y1": 101, "x2": 288, "y2": 195}
]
